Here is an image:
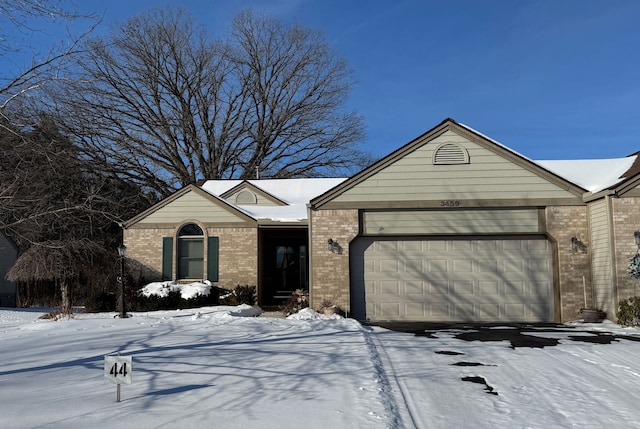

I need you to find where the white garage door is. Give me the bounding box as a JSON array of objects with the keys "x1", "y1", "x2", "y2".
[{"x1": 351, "y1": 237, "x2": 555, "y2": 322}]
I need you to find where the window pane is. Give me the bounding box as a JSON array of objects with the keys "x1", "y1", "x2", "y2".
[
  {"x1": 178, "y1": 237, "x2": 203, "y2": 278},
  {"x1": 179, "y1": 223, "x2": 203, "y2": 236}
]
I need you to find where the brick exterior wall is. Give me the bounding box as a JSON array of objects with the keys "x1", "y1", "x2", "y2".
[
  {"x1": 123, "y1": 225, "x2": 258, "y2": 290},
  {"x1": 309, "y1": 209, "x2": 360, "y2": 312},
  {"x1": 612, "y1": 196, "x2": 640, "y2": 301},
  {"x1": 207, "y1": 226, "x2": 258, "y2": 289},
  {"x1": 124, "y1": 227, "x2": 173, "y2": 281},
  {"x1": 545, "y1": 206, "x2": 590, "y2": 321}
]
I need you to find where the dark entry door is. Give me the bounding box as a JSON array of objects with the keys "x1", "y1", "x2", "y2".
[{"x1": 261, "y1": 230, "x2": 308, "y2": 306}]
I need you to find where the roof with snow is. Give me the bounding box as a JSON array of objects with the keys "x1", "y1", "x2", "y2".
[
  {"x1": 461, "y1": 121, "x2": 640, "y2": 194},
  {"x1": 200, "y1": 178, "x2": 347, "y2": 222}
]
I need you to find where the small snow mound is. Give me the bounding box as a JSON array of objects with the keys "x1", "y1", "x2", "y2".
[
  {"x1": 141, "y1": 280, "x2": 212, "y2": 299},
  {"x1": 206, "y1": 305, "x2": 263, "y2": 319},
  {"x1": 229, "y1": 304, "x2": 262, "y2": 317},
  {"x1": 287, "y1": 308, "x2": 343, "y2": 320}
]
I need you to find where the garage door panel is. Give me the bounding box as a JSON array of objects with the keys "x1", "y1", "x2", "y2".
[
  {"x1": 454, "y1": 304, "x2": 475, "y2": 319},
  {"x1": 406, "y1": 302, "x2": 425, "y2": 317},
  {"x1": 478, "y1": 304, "x2": 500, "y2": 319},
  {"x1": 505, "y1": 303, "x2": 526, "y2": 318},
  {"x1": 404, "y1": 281, "x2": 425, "y2": 295},
  {"x1": 453, "y1": 281, "x2": 474, "y2": 295},
  {"x1": 479, "y1": 281, "x2": 499, "y2": 295},
  {"x1": 430, "y1": 302, "x2": 453, "y2": 318},
  {"x1": 478, "y1": 260, "x2": 498, "y2": 273},
  {"x1": 355, "y1": 237, "x2": 555, "y2": 322},
  {"x1": 453, "y1": 259, "x2": 473, "y2": 272},
  {"x1": 379, "y1": 302, "x2": 401, "y2": 318},
  {"x1": 379, "y1": 280, "x2": 400, "y2": 294},
  {"x1": 428, "y1": 259, "x2": 448, "y2": 272},
  {"x1": 505, "y1": 281, "x2": 526, "y2": 295}
]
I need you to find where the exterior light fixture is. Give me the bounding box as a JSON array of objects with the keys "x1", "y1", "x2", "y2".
[
  {"x1": 634, "y1": 231, "x2": 640, "y2": 248},
  {"x1": 327, "y1": 239, "x2": 343, "y2": 255},
  {"x1": 571, "y1": 237, "x2": 586, "y2": 253},
  {"x1": 117, "y1": 244, "x2": 128, "y2": 318}
]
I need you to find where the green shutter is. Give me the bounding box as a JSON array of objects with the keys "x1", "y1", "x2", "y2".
[
  {"x1": 162, "y1": 237, "x2": 173, "y2": 280},
  {"x1": 207, "y1": 236, "x2": 219, "y2": 282}
]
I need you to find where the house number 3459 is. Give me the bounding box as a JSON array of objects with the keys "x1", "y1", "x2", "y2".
[{"x1": 440, "y1": 200, "x2": 460, "y2": 207}]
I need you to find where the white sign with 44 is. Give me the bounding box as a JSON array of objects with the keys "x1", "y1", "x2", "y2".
[{"x1": 104, "y1": 354, "x2": 132, "y2": 385}]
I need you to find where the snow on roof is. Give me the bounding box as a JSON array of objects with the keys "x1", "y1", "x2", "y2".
[
  {"x1": 535, "y1": 157, "x2": 637, "y2": 193},
  {"x1": 459, "y1": 121, "x2": 639, "y2": 193},
  {"x1": 458, "y1": 122, "x2": 535, "y2": 162},
  {"x1": 200, "y1": 178, "x2": 347, "y2": 222}
]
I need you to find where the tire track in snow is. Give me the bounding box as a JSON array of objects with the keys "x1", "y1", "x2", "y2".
[{"x1": 359, "y1": 325, "x2": 420, "y2": 429}]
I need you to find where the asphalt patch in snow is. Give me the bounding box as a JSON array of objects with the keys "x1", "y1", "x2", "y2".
[
  {"x1": 369, "y1": 322, "x2": 640, "y2": 349},
  {"x1": 451, "y1": 362, "x2": 495, "y2": 367},
  {"x1": 462, "y1": 376, "x2": 498, "y2": 395},
  {"x1": 435, "y1": 350, "x2": 464, "y2": 356}
]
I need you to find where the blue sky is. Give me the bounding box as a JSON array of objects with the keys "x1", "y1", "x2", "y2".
[{"x1": 5, "y1": 0, "x2": 640, "y2": 160}]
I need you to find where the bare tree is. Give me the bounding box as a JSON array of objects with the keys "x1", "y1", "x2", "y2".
[
  {"x1": 7, "y1": 239, "x2": 113, "y2": 314},
  {"x1": 53, "y1": 7, "x2": 367, "y2": 197},
  {"x1": 230, "y1": 10, "x2": 366, "y2": 179},
  {"x1": 0, "y1": 0, "x2": 98, "y2": 125}
]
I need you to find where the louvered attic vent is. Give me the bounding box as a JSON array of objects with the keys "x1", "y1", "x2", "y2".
[
  {"x1": 236, "y1": 190, "x2": 257, "y2": 204},
  {"x1": 432, "y1": 143, "x2": 469, "y2": 165}
]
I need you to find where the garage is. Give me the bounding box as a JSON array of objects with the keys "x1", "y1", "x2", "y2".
[{"x1": 350, "y1": 236, "x2": 555, "y2": 322}]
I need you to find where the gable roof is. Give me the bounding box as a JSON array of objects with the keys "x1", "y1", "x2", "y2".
[
  {"x1": 201, "y1": 178, "x2": 347, "y2": 222},
  {"x1": 310, "y1": 118, "x2": 587, "y2": 209},
  {"x1": 123, "y1": 184, "x2": 257, "y2": 228},
  {"x1": 219, "y1": 181, "x2": 288, "y2": 206}
]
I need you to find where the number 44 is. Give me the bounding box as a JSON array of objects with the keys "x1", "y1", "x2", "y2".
[{"x1": 110, "y1": 362, "x2": 128, "y2": 377}]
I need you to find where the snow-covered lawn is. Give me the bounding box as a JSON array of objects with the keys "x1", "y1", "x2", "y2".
[{"x1": 2, "y1": 306, "x2": 640, "y2": 428}]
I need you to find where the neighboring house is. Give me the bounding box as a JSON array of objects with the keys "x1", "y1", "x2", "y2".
[
  {"x1": 124, "y1": 118, "x2": 640, "y2": 322},
  {"x1": 0, "y1": 232, "x2": 18, "y2": 307}
]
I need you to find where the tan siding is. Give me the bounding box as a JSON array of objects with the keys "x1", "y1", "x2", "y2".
[
  {"x1": 333, "y1": 131, "x2": 578, "y2": 203},
  {"x1": 138, "y1": 192, "x2": 247, "y2": 224},
  {"x1": 589, "y1": 199, "x2": 614, "y2": 315},
  {"x1": 363, "y1": 209, "x2": 541, "y2": 235}
]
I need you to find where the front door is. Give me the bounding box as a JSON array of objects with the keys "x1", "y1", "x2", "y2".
[{"x1": 260, "y1": 230, "x2": 308, "y2": 306}]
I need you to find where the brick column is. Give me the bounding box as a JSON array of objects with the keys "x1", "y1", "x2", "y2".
[
  {"x1": 309, "y1": 209, "x2": 360, "y2": 312},
  {"x1": 545, "y1": 206, "x2": 590, "y2": 321}
]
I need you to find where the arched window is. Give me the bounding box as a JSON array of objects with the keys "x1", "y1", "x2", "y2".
[{"x1": 178, "y1": 223, "x2": 204, "y2": 279}]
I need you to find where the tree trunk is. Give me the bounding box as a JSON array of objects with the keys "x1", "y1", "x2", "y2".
[{"x1": 60, "y1": 278, "x2": 72, "y2": 314}]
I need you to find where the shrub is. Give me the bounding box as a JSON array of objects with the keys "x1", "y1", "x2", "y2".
[
  {"x1": 134, "y1": 290, "x2": 182, "y2": 312},
  {"x1": 85, "y1": 291, "x2": 117, "y2": 313},
  {"x1": 220, "y1": 285, "x2": 256, "y2": 306},
  {"x1": 281, "y1": 289, "x2": 309, "y2": 315},
  {"x1": 316, "y1": 298, "x2": 345, "y2": 316},
  {"x1": 617, "y1": 296, "x2": 640, "y2": 326},
  {"x1": 180, "y1": 288, "x2": 220, "y2": 308}
]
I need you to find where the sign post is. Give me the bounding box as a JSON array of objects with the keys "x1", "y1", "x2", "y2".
[{"x1": 104, "y1": 353, "x2": 132, "y2": 402}]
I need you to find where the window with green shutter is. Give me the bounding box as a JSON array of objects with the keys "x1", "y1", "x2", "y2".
[
  {"x1": 207, "y1": 236, "x2": 219, "y2": 282},
  {"x1": 162, "y1": 237, "x2": 173, "y2": 280}
]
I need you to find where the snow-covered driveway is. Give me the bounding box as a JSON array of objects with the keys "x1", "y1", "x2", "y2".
[
  {"x1": 2, "y1": 306, "x2": 640, "y2": 428},
  {"x1": 367, "y1": 322, "x2": 640, "y2": 428}
]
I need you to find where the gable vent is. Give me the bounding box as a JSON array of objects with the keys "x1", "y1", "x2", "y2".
[
  {"x1": 236, "y1": 190, "x2": 257, "y2": 204},
  {"x1": 432, "y1": 143, "x2": 469, "y2": 165}
]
